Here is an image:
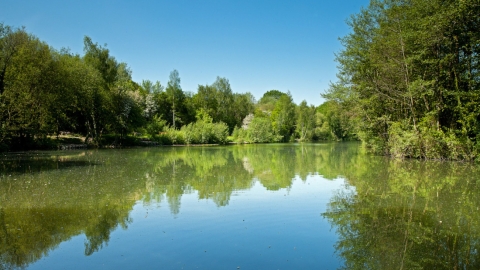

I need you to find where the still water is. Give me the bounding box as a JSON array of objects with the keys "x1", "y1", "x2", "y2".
[{"x1": 1, "y1": 143, "x2": 480, "y2": 269}]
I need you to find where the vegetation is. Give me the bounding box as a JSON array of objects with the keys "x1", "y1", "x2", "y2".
[
  {"x1": 324, "y1": 0, "x2": 480, "y2": 160},
  {"x1": 0, "y1": 23, "x2": 351, "y2": 151}
]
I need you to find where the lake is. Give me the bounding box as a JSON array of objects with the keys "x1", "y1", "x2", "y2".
[{"x1": 1, "y1": 143, "x2": 480, "y2": 269}]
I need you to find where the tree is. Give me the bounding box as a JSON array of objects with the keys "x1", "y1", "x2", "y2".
[
  {"x1": 81, "y1": 36, "x2": 120, "y2": 143},
  {"x1": 0, "y1": 26, "x2": 58, "y2": 148},
  {"x1": 324, "y1": 0, "x2": 480, "y2": 159},
  {"x1": 295, "y1": 100, "x2": 316, "y2": 141},
  {"x1": 232, "y1": 92, "x2": 255, "y2": 128},
  {"x1": 193, "y1": 77, "x2": 250, "y2": 132},
  {"x1": 193, "y1": 84, "x2": 218, "y2": 119},
  {"x1": 83, "y1": 36, "x2": 118, "y2": 88},
  {"x1": 0, "y1": 24, "x2": 29, "y2": 96},
  {"x1": 211, "y1": 77, "x2": 235, "y2": 131},
  {"x1": 166, "y1": 69, "x2": 186, "y2": 128},
  {"x1": 270, "y1": 92, "x2": 296, "y2": 142},
  {"x1": 257, "y1": 90, "x2": 286, "y2": 112},
  {"x1": 247, "y1": 116, "x2": 277, "y2": 143},
  {"x1": 110, "y1": 63, "x2": 145, "y2": 138}
]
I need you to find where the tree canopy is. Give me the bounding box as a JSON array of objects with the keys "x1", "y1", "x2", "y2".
[{"x1": 324, "y1": 0, "x2": 480, "y2": 160}]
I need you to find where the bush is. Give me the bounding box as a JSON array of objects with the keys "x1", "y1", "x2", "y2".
[
  {"x1": 388, "y1": 122, "x2": 421, "y2": 159},
  {"x1": 163, "y1": 127, "x2": 185, "y2": 145},
  {"x1": 146, "y1": 115, "x2": 167, "y2": 137},
  {"x1": 232, "y1": 117, "x2": 282, "y2": 143},
  {"x1": 211, "y1": 122, "x2": 229, "y2": 144},
  {"x1": 180, "y1": 120, "x2": 228, "y2": 144},
  {"x1": 158, "y1": 118, "x2": 229, "y2": 145},
  {"x1": 246, "y1": 117, "x2": 281, "y2": 143},
  {"x1": 385, "y1": 118, "x2": 477, "y2": 160},
  {"x1": 151, "y1": 133, "x2": 173, "y2": 145}
]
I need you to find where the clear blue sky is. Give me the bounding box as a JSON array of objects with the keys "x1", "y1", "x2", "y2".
[{"x1": 1, "y1": 0, "x2": 368, "y2": 106}]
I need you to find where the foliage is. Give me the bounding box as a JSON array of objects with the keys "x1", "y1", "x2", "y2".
[
  {"x1": 193, "y1": 77, "x2": 255, "y2": 132},
  {"x1": 233, "y1": 115, "x2": 281, "y2": 143},
  {"x1": 324, "y1": 0, "x2": 480, "y2": 160},
  {"x1": 156, "y1": 110, "x2": 229, "y2": 145},
  {"x1": 145, "y1": 115, "x2": 167, "y2": 137},
  {"x1": 296, "y1": 100, "x2": 316, "y2": 141},
  {"x1": 270, "y1": 92, "x2": 296, "y2": 142},
  {"x1": 0, "y1": 23, "x2": 353, "y2": 151},
  {"x1": 180, "y1": 110, "x2": 229, "y2": 145},
  {"x1": 257, "y1": 89, "x2": 286, "y2": 112},
  {"x1": 165, "y1": 69, "x2": 187, "y2": 128}
]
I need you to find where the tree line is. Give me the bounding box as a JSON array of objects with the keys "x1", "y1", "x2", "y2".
[
  {"x1": 0, "y1": 24, "x2": 349, "y2": 151},
  {"x1": 324, "y1": 0, "x2": 480, "y2": 160}
]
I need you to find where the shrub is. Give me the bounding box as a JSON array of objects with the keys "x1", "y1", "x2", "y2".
[
  {"x1": 385, "y1": 118, "x2": 477, "y2": 160},
  {"x1": 163, "y1": 127, "x2": 185, "y2": 145},
  {"x1": 180, "y1": 120, "x2": 228, "y2": 144},
  {"x1": 387, "y1": 122, "x2": 421, "y2": 159},
  {"x1": 146, "y1": 115, "x2": 167, "y2": 137},
  {"x1": 247, "y1": 117, "x2": 280, "y2": 143},
  {"x1": 210, "y1": 122, "x2": 229, "y2": 144}
]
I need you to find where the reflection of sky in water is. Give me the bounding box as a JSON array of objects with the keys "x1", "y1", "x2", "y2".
[{"x1": 29, "y1": 176, "x2": 345, "y2": 270}]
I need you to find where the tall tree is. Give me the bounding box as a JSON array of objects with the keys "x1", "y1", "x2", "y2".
[
  {"x1": 211, "y1": 77, "x2": 235, "y2": 131},
  {"x1": 295, "y1": 100, "x2": 316, "y2": 141},
  {"x1": 165, "y1": 69, "x2": 187, "y2": 128},
  {"x1": 0, "y1": 24, "x2": 29, "y2": 96},
  {"x1": 271, "y1": 92, "x2": 296, "y2": 142},
  {"x1": 193, "y1": 84, "x2": 218, "y2": 118},
  {"x1": 0, "y1": 26, "x2": 57, "y2": 148}
]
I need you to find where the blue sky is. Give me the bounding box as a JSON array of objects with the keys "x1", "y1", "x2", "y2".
[{"x1": 1, "y1": 0, "x2": 369, "y2": 105}]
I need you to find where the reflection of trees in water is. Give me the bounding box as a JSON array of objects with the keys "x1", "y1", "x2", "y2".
[
  {"x1": 0, "y1": 143, "x2": 354, "y2": 268},
  {"x1": 84, "y1": 207, "x2": 132, "y2": 256},
  {"x1": 0, "y1": 152, "x2": 95, "y2": 175},
  {"x1": 323, "y1": 160, "x2": 480, "y2": 269},
  {"x1": 0, "y1": 151, "x2": 141, "y2": 268},
  {"x1": 0, "y1": 205, "x2": 132, "y2": 269}
]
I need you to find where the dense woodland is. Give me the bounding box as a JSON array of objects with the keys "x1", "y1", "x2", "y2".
[
  {"x1": 324, "y1": 0, "x2": 480, "y2": 160},
  {"x1": 0, "y1": 24, "x2": 346, "y2": 151}
]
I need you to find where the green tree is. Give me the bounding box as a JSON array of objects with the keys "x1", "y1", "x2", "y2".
[
  {"x1": 0, "y1": 24, "x2": 29, "y2": 96},
  {"x1": 83, "y1": 36, "x2": 118, "y2": 88},
  {"x1": 165, "y1": 69, "x2": 187, "y2": 128},
  {"x1": 232, "y1": 92, "x2": 255, "y2": 128},
  {"x1": 211, "y1": 77, "x2": 235, "y2": 131},
  {"x1": 247, "y1": 116, "x2": 278, "y2": 143},
  {"x1": 0, "y1": 26, "x2": 58, "y2": 148},
  {"x1": 324, "y1": 0, "x2": 480, "y2": 159},
  {"x1": 295, "y1": 100, "x2": 316, "y2": 141},
  {"x1": 110, "y1": 63, "x2": 145, "y2": 138},
  {"x1": 257, "y1": 90, "x2": 286, "y2": 112},
  {"x1": 193, "y1": 84, "x2": 218, "y2": 119},
  {"x1": 81, "y1": 36, "x2": 119, "y2": 143},
  {"x1": 270, "y1": 92, "x2": 296, "y2": 142}
]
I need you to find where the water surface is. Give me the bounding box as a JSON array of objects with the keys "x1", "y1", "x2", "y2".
[{"x1": 1, "y1": 143, "x2": 480, "y2": 269}]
